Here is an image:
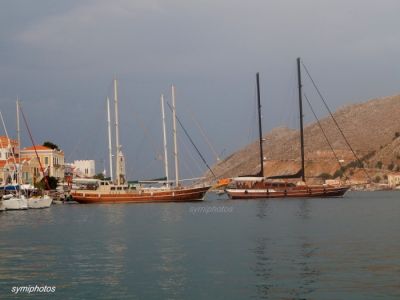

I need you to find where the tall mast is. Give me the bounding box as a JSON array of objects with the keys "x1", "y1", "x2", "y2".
[
  {"x1": 160, "y1": 94, "x2": 169, "y2": 187},
  {"x1": 171, "y1": 85, "x2": 179, "y2": 187},
  {"x1": 256, "y1": 73, "x2": 264, "y2": 177},
  {"x1": 107, "y1": 97, "x2": 113, "y2": 181},
  {"x1": 297, "y1": 57, "x2": 306, "y2": 182},
  {"x1": 16, "y1": 98, "x2": 21, "y2": 185},
  {"x1": 114, "y1": 77, "x2": 120, "y2": 185}
]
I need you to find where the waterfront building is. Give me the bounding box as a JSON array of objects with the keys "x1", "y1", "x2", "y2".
[
  {"x1": 0, "y1": 136, "x2": 19, "y2": 160},
  {"x1": 0, "y1": 136, "x2": 20, "y2": 185},
  {"x1": 73, "y1": 160, "x2": 96, "y2": 178},
  {"x1": 20, "y1": 145, "x2": 65, "y2": 180}
]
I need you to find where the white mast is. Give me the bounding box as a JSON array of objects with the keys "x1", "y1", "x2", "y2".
[
  {"x1": 16, "y1": 99, "x2": 21, "y2": 186},
  {"x1": 171, "y1": 85, "x2": 179, "y2": 187},
  {"x1": 160, "y1": 94, "x2": 169, "y2": 187},
  {"x1": 114, "y1": 77, "x2": 120, "y2": 185},
  {"x1": 107, "y1": 97, "x2": 114, "y2": 181}
]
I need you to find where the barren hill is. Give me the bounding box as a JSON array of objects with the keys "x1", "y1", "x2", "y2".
[{"x1": 206, "y1": 94, "x2": 400, "y2": 183}]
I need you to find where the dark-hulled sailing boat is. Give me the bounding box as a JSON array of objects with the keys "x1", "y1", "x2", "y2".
[{"x1": 225, "y1": 58, "x2": 350, "y2": 199}]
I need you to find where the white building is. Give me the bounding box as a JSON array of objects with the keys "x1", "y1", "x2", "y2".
[
  {"x1": 73, "y1": 160, "x2": 96, "y2": 178},
  {"x1": 388, "y1": 173, "x2": 400, "y2": 188}
]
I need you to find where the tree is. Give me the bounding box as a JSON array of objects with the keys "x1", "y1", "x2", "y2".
[
  {"x1": 43, "y1": 141, "x2": 59, "y2": 150},
  {"x1": 375, "y1": 161, "x2": 383, "y2": 169},
  {"x1": 388, "y1": 162, "x2": 394, "y2": 171},
  {"x1": 93, "y1": 173, "x2": 105, "y2": 180},
  {"x1": 333, "y1": 167, "x2": 345, "y2": 179},
  {"x1": 318, "y1": 173, "x2": 332, "y2": 180},
  {"x1": 374, "y1": 176, "x2": 381, "y2": 183},
  {"x1": 35, "y1": 176, "x2": 58, "y2": 190}
]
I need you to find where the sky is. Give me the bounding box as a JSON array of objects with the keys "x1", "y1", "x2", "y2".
[{"x1": 0, "y1": 0, "x2": 399, "y2": 180}]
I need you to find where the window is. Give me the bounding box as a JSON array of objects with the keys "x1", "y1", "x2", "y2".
[{"x1": 45, "y1": 157, "x2": 49, "y2": 165}]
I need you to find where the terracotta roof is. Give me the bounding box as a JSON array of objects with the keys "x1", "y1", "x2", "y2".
[
  {"x1": 0, "y1": 136, "x2": 18, "y2": 147},
  {"x1": 23, "y1": 145, "x2": 52, "y2": 151},
  {"x1": 0, "y1": 157, "x2": 22, "y2": 164}
]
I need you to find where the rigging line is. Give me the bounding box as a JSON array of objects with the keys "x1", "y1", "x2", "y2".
[
  {"x1": 131, "y1": 103, "x2": 162, "y2": 160},
  {"x1": 179, "y1": 147, "x2": 197, "y2": 181},
  {"x1": 180, "y1": 131, "x2": 204, "y2": 175},
  {"x1": 166, "y1": 102, "x2": 216, "y2": 178},
  {"x1": 186, "y1": 108, "x2": 220, "y2": 162},
  {"x1": 248, "y1": 82, "x2": 258, "y2": 143},
  {"x1": 19, "y1": 104, "x2": 51, "y2": 190},
  {"x1": 301, "y1": 61, "x2": 372, "y2": 182},
  {"x1": 303, "y1": 93, "x2": 349, "y2": 181}
]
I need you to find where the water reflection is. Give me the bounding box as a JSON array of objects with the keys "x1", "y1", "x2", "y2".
[
  {"x1": 160, "y1": 204, "x2": 185, "y2": 223},
  {"x1": 101, "y1": 204, "x2": 126, "y2": 225},
  {"x1": 252, "y1": 237, "x2": 273, "y2": 299},
  {"x1": 256, "y1": 200, "x2": 269, "y2": 219},
  {"x1": 0, "y1": 208, "x2": 56, "y2": 231},
  {"x1": 296, "y1": 199, "x2": 311, "y2": 220},
  {"x1": 156, "y1": 237, "x2": 187, "y2": 299},
  {"x1": 290, "y1": 238, "x2": 320, "y2": 299}
]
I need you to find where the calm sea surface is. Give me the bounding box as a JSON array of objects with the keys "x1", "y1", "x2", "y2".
[{"x1": 0, "y1": 191, "x2": 399, "y2": 299}]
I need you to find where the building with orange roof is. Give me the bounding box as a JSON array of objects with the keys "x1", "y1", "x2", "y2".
[
  {"x1": 0, "y1": 136, "x2": 20, "y2": 185},
  {"x1": 0, "y1": 136, "x2": 19, "y2": 160},
  {"x1": 20, "y1": 145, "x2": 65, "y2": 180}
]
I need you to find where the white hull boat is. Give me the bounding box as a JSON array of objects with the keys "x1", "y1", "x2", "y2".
[
  {"x1": 2, "y1": 195, "x2": 28, "y2": 210},
  {"x1": 27, "y1": 195, "x2": 52, "y2": 209}
]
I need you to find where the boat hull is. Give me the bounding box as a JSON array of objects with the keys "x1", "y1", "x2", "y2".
[
  {"x1": 226, "y1": 186, "x2": 349, "y2": 199},
  {"x1": 2, "y1": 197, "x2": 28, "y2": 210},
  {"x1": 28, "y1": 196, "x2": 52, "y2": 209},
  {"x1": 71, "y1": 186, "x2": 210, "y2": 204}
]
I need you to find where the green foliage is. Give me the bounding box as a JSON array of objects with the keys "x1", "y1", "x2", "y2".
[
  {"x1": 35, "y1": 176, "x2": 58, "y2": 190},
  {"x1": 374, "y1": 176, "x2": 381, "y2": 183},
  {"x1": 333, "y1": 168, "x2": 344, "y2": 179},
  {"x1": 388, "y1": 162, "x2": 395, "y2": 171},
  {"x1": 361, "y1": 150, "x2": 376, "y2": 161},
  {"x1": 375, "y1": 161, "x2": 383, "y2": 169},
  {"x1": 346, "y1": 160, "x2": 363, "y2": 169},
  {"x1": 318, "y1": 173, "x2": 332, "y2": 180},
  {"x1": 93, "y1": 173, "x2": 105, "y2": 180},
  {"x1": 43, "y1": 141, "x2": 59, "y2": 150}
]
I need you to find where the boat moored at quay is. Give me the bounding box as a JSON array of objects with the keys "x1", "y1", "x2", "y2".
[{"x1": 71, "y1": 78, "x2": 211, "y2": 204}]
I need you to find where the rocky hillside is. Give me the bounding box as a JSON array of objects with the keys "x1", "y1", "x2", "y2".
[{"x1": 205, "y1": 94, "x2": 400, "y2": 183}]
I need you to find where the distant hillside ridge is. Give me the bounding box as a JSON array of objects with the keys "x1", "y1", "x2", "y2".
[{"x1": 205, "y1": 94, "x2": 400, "y2": 182}]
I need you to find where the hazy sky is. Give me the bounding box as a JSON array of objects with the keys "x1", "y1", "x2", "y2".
[{"x1": 0, "y1": 0, "x2": 399, "y2": 180}]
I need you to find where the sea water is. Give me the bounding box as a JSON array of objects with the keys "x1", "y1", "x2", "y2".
[{"x1": 0, "y1": 191, "x2": 399, "y2": 299}]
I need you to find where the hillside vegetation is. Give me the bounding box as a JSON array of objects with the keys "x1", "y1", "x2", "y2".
[{"x1": 206, "y1": 94, "x2": 400, "y2": 183}]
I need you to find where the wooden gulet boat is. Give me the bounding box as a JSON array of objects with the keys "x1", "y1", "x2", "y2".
[
  {"x1": 72, "y1": 80, "x2": 210, "y2": 204},
  {"x1": 226, "y1": 59, "x2": 350, "y2": 199},
  {"x1": 72, "y1": 182, "x2": 210, "y2": 204}
]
